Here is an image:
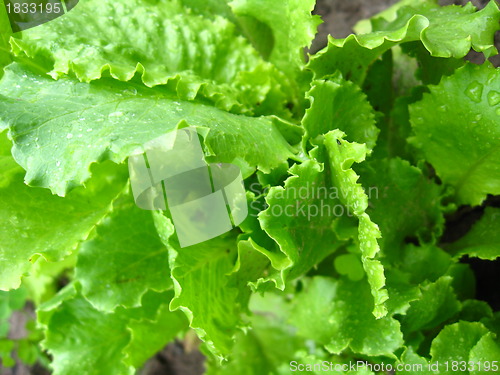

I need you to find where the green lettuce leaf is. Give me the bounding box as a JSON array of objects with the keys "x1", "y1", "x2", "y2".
[
  {"x1": 258, "y1": 158, "x2": 345, "y2": 289},
  {"x1": 0, "y1": 338, "x2": 15, "y2": 367},
  {"x1": 257, "y1": 131, "x2": 389, "y2": 315},
  {"x1": 446, "y1": 263, "x2": 476, "y2": 302},
  {"x1": 123, "y1": 292, "x2": 188, "y2": 368},
  {"x1": 430, "y1": 321, "x2": 499, "y2": 375},
  {"x1": 357, "y1": 158, "x2": 444, "y2": 262},
  {"x1": 208, "y1": 290, "x2": 380, "y2": 375},
  {"x1": 75, "y1": 192, "x2": 172, "y2": 312},
  {"x1": 384, "y1": 269, "x2": 421, "y2": 316},
  {"x1": 303, "y1": 76, "x2": 379, "y2": 150},
  {"x1": 396, "y1": 347, "x2": 433, "y2": 375},
  {"x1": 356, "y1": 49, "x2": 420, "y2": 161},
  {"x1": 0, "y1": 0, "x2": 12, "y2": 75},
  {"x1": 324, "y1": 130, "x2": 388, "y2": 317},
  {"x1": 10, "y1": 0, "x2": 294, "y2": 114},
  {"x1": 0, "y1": 132, "x2": 127, "y2": 290},
  {"x1": 401, "y1": 41, "x2": 465, "y2": 85},
  {"x1": 453, "y1": 300, "x2": 493, "y2": 328},
  {"x1": 289, "y1": 276, "x2": 403, "y2": 357},
  {"x1": 0, "y1": 62, "x2": 295, "y2": 196},
  {"x1": 153, "y1": 213, "x2": 260, "y2": 360},
  {"x1": 38, "y1": 286, "x2": 186, "y2": 375},
  {"x1": 0, "y1": 129, "x2": 18, "y2": 185},
  {"x1": 364, "y1": 1, "x2": 499, "y2": 58},
  {"x1": 206, "y1": 292, "x2": 303, "y2": 375},
  {"x1": 308, "y1": 1, "x2": 500, "y2": 84},
  {"x1": 447, "y1": 207, "x2": 500, "y2": 261},
  {"x1": 372, "y1": 86, "x2": 426, "y2": 160},
  {"x1": 409, "y1": 63, "x2": 500, "y2": 205},
  {"x1": 400, "y1": 244, "x2": 452, "y2": 285},
  {"x1": 180, "y1": 0, "x2": 235, "y2": 21},
  {"x1": 361, "y1": 49, "x2": 394, "y2": 116},
  {"x1": 401, "y1": 276, "x2": 461, "y2": 334},
  {"x1": 469, "y1": 333, "x2": 500, "y2": 375},
  {"x1": 229, "y1": 0, "x2": 321, "y2": 77},
  {"x1": 229, "y1": 238, "x2": 272, "y2": 294},
  {"x1": 38, "y1": 285, "x2": 134, "y2": 375},
  {"x1": 22, "y1": 254, "x2": 77, "y2": 305}
]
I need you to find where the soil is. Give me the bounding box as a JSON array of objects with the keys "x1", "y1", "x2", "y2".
[{"x1": 2, "y1": 1, "x2": 499, "y2": 374}]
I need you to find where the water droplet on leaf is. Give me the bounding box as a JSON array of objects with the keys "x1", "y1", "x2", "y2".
[
  {"x1": 487, "y1": 90, "x2": 500, "y2": 106},
  {"x1": 124, "y1": 88, "x2": 137, "y2": 95},
  {"x1": 465, "y1": 81, "x2": 484, "y2": 103}
]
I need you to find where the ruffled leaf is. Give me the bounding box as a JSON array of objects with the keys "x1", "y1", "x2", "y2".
[
  {"x1": 38, "y1": 286, "x2": 185, "y2": 375},
  {"x1": 0, "y1": 63, "x2": 295, "y2": 196},
  {"x1": 357, "y1": 158, "x2": 444, "y2": 262},
  {"x1": 308, "y1": 1, "x2": 500, "y2": 84},
  {"x1": 448, "y1": 207, "x2": 500, "y2": 261},
  {"x1": 289, "y1": 276, "x2": 403, "y2": 357},
  {"x1": 153, "y1": 213, "x2": 263, "y2": 360},
  {"x1": 230, "y1": 0, "x2": 321, "y2": 77},
  {"x1": 10, "y1": 0, "x2": 294, "y2": 114},
  {"x1": 401, "y1": 276, "x2": 461, "y2": 334},
  {"x1": 303, "y1": 76, "x2": 379, "y2": 150},
  {"x1": 258, "y1": 158, "x2": 345, "y2": 289},
  {"x1": 324, "y1": 130, "x2": 388, "y2": 317}
]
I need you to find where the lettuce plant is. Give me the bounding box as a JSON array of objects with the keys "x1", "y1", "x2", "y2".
[{"x1": 0, "y1": 0, "x2": 499, "y2": 374}]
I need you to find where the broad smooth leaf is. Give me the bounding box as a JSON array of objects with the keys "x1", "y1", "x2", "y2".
[
  {"x1": 410, "y1": 63, "x2": 500, "y2": 205},
  {"x1": 0, "y1": 63, "x2": 295, "y2": 196},
  {"x1": 75, "y1": 193, "x2": 172, "y2": 312},
  {"x1": 0, "y1": 0, "x2": 11, "y2": 76},
  {"x1": 430, "y1": 321, "x2": 497, "y2": 375},
  {"x1": 0, "y1": 133, "x2": 127, "y2": 290}
]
